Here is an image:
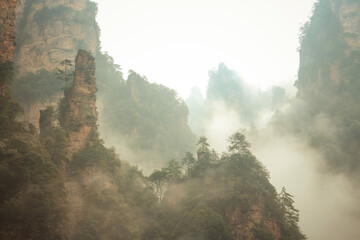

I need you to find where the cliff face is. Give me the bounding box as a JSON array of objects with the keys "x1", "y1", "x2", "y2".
[
  {"x1": 0, "y1": 0, "x2": 17, "y2": 97},
  {"x1": 336, "y1": 0, "x2": 360, "y2": 50},
  {"x1": 21, "y1": 93, "x2": 62, "y2": 128},
  {"x1": 297, "y1": 0, "x2": 360, "y2": 97},
  {"x1": 60, "y1": 49, "x2": 97, "y2": 156},
  {"x1": 13, "y1": 0, "x2": 99, "y2": 127},
  {"x1": 295, "y1": 0, "x2": 360, "y2": 175},
  {"x1": 15, "y1": 0, "x2": 99, "y2": 74},
  {"x1": 1, "y1": 44, "x2": 154, "y2": 238},
  {"x1": 227, "y1": 205, "x2": 281, "y2": 240},
  {"x1": 0, "y1": 0, "x2": 17, "y2": 63}
]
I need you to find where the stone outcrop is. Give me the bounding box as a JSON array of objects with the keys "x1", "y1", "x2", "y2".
[
  {"x1": 335, "y1": 0, "x2": 360, "y2": 50},
  {"x1": 295, "y1": 0, "x2": 360, "y2": 175},
  {"x1": 14, "y1": 0, "x2": 99, "y2": 127},
  {"x1": 15, "y1": 0, "x2": 99, "y2": 74},
  {"x1": 298, "y1": 0, "x2": 360, "y2": 98},
  {"x1": 60, "y1": 49, "x2": 97, "y2": 156},
  {"x1": 227, "y1": 205, "x2": 281, "y2": 240},
  {"x1": 0, "y1": 0, "x2": 17, "y2": 63},
  {"x1": 0, "y1": 0, "x2": 17, "y2": 97}
]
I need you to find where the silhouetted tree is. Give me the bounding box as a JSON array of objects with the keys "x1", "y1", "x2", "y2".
[
  {"x1": 227, "y1": 131, "x2": 250, "y2": 155},
  {"x1": 182, "y1": 152, "x2": 196, "y2": 171},
  {"x1": 149, "y1": 169, "x2": 168, "y2": 201},
  {"x1": 56, "y1": 59, "x2": 73, "y2": 89}
]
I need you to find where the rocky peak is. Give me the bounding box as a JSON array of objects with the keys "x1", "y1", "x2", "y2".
[
  {"x1": 295, "y1": 0, "x2": 360, "y2": 176},
  {"x1": 60, "y1": 49, "x2": 97, "y2": 156}
]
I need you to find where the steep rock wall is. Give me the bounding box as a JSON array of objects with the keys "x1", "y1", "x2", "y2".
[
  {"x1": 0, "y1": 0, "x2": 17, "y2": 97},
  {"x1": 0, "y1": 0, "x2": 17, "y2": 63},
  {"x1": 60, "y1": 49, "x2": 97, "y2": 156},
  {"x1": 15, "y1": 0, "x2": 99, "y2": 74},
  {"x1": 295, "y1": 0, "x2": 360, "y2": 175},
  {"x1": 14, "y1": 0, "x2": 99, "y2": 127},
  {"x1": 20, "y1": 92, "x2": 62, "y2": 128},
  {"x1": 227, "y1": 205, "x2": 281, "y2": 240},
  {"x1": 298, "y1": 0, "x2": 360, "y2": 97},
  {"x1": 336, "y1": 0, "x2": 360, "y2": 49}
]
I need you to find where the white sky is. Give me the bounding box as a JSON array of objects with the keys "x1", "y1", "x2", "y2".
[{"x1": 94, "y1": 0, "x2": 316, "y2": 99}]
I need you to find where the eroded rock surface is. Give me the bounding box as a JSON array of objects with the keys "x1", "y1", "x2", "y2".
[{"x1": 60, "y1": 49, "x2": 97, "y2": 156}]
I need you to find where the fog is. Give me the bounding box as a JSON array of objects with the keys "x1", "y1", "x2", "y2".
[
  {"x1": 251, "y1": 128, "x2": 360, "y2": 240},
  {"x1": 94, "y1": 0, "x2": 316, "y2": 98},
  {"x1": 92, "y1": 0, "x2": 360, "y2": 239},
  {"x1": 200, "y1": 98, "x2": 360, "y2": 239},
  {"x1": 204, "y1": 102, "x2": 244, "y2": 152}
]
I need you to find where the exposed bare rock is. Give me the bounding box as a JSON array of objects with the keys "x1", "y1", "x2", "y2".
[
  {"x1": 0, "y1": 0, "x2": 17, "y2": 97},
  {"x1": 335, "y1": 0, "x2": 360, "y2": 50},
  {"x1": 13, "y1": 0, "x2": 99, "y2": 126},
  {"x1": 226, "y1": 204, "x2": 281, "y2": 240},
  {"x1": 0, "y1": 0, "x2": 17, "y2": 63},
  {"x1": 298, "y1": 0, "x2": 360, "y2": 97},
  {"x1": 60, "y1": 49, "x2": 97, "y2": 156},
  {"x1": 295, "y1": 0, "x2": 360, "y2": 175},
  {"x1": 15, "y1": 0, "x2": 99, "y2": 75}
]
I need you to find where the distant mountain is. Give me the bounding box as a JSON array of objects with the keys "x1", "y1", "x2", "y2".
[
  {"x1": 276, "y1": 0, "x2": 360, "y2": 177},
  {"x1": 185, "y1": 86, "x2": 205, "y2": 135},
  {"x1": 1, "y1": 1, "x2": 306, "y2": 239},
  {"x1": 96, "y1": 53, "x2": 197, "y2": 171},
  {"x1": 12, "y1": 0, "x2": 197, "y2": 170},
  {"x1": 186, "y1": 63, "x2": 288, "y2": 138}
]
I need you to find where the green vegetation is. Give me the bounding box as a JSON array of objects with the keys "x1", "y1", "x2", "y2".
[
  {"x1": 1, "y1": 60, "x2": 158, "y2": 239},
  {"x1": 71, "y1": 140, "x2": 120, "y2": 172},
  {"x1": 1, "y1": 58, "x2": 305, "y2": 239},
  {"x1": 0, "y1": 62, "x2": 66, "y2": 239},
  {"x1": 146, "y1": 133, "x2": 306, "y2": 240},
  {"x1": 294, "y1": 0, "x2": 360, "y2": 176},
  {"x1": 278, "y1": 188, "x2": 305, "y2": 240},
  {"x1": 297, "y1": 0, "x2": 346, "y2": 89},
  {"x1": 0, "y1": 62, "x2": 23, "y2": 137},
  {"x1": 2, "y1": 0, "x2": 310, "y2": 235},
  {"x1": 207, "y1": 63, "x2": 255, "y2": 121},
  {"x1": 96, "y1": 52, "x2": 196, "y2": 168},
  {"x1": 56, "y1": 59, "x2": 74, "y2": 89},
  {"x1": 12, "y1": 69, "x2": 64, "y2": 103}
]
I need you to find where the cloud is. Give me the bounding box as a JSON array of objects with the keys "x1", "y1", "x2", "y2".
[{"x1": 250, "y1": 127, "x2": 360, "y2": 240}]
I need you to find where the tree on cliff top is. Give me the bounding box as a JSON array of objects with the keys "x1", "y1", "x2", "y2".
[{"x1": 56, "y1": 59, "x2": 74, "y2": 89}]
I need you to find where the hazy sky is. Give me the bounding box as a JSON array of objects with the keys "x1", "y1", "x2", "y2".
[{"x1": 94, "y1": 0, "x2": 316, "y2": 98}]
